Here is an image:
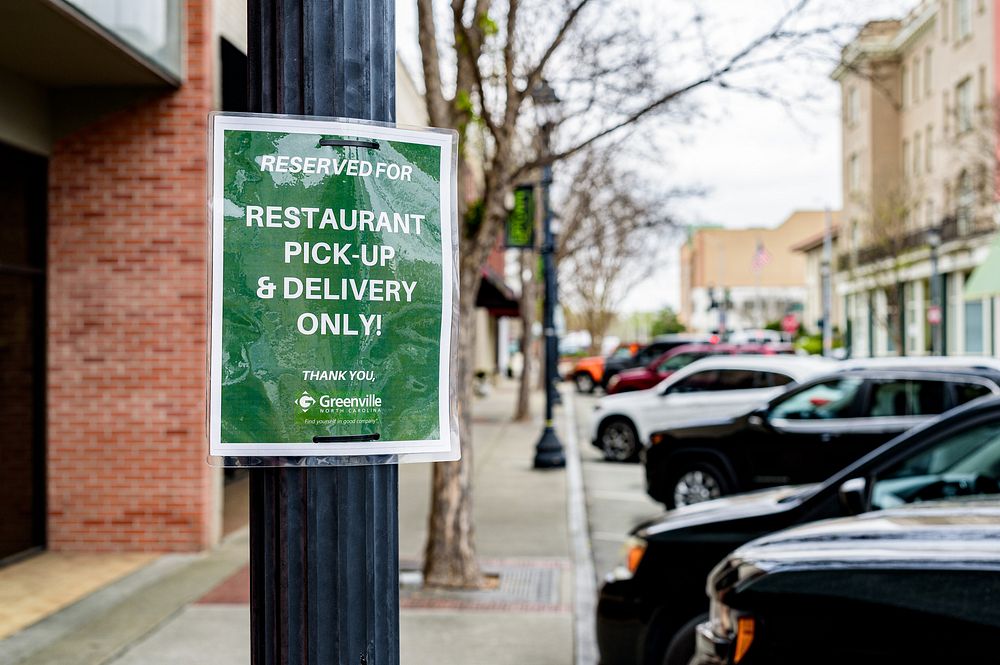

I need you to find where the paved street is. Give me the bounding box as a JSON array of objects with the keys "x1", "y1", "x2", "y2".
[{"x1": 569, "y1": 392, "x2": 663, "y2": 579}]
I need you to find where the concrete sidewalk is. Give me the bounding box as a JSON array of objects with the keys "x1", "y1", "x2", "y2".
[{"x1": 0, "y1": 380, "x2": 581, "y2": 665}]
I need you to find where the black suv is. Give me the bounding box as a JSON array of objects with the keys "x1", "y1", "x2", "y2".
[
  {"x1": 644, "y1": 367, "x2": 1000, "y2": 508},
  {"x1": 695, "y1": 498, "x2": 1000, "y2": 665},
  {"x1": 598, "y1": 395, "x2": 1000, "y2": 665}
]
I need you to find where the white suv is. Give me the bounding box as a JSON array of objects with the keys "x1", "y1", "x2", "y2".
[{"x1": 589, "y1": 355, "x2": 834, "y2": 461}]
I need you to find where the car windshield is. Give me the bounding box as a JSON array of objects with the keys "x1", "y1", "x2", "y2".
[
  {"x1": 871, "y1": 420, "x2": 1000, "y2": 509},
  {"x1": 769, "y1": 377, "x2": 864, "y2": 420},
  {"x1": 658, "y1": 352, "x2": 704, "y2": 372}
]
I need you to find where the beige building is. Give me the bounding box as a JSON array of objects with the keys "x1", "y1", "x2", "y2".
[
  {"x1": 834, "y1": 0, "x2": 1000, "y2": 357},
  {"x1": 680, "y1": 211, "x2": 828, "y2": 334},
  {"x1": 792, "y1": 222, "x2": 842, "y2": 336}
]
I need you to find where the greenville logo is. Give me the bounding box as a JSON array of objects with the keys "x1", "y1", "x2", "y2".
[{"x1": 296, "y1": 392, "x2": 316, "y2": 412}]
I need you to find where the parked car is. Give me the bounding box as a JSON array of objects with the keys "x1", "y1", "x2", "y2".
[
  {"x1": 606, "y1": 344, "x2": 794, "y2": 395},
  {"x1": 694, "y1": 498, "x2": 1000, "y2": 665},
  {"x1": 644, "y1": 366, "x2": 1000, "y2": 508},
  {"x1": 597, "y1": 395, "x2": 1000, "y2": 665},
  {"x1": 602, "y1": 334, "x2": 714, "y2": 390},
  {"x1": 570, "y1": 343, "x2": 640, "y2": 393},
  {"x1": 591, "y1": 355, "x2": 833, "y2": 461}
]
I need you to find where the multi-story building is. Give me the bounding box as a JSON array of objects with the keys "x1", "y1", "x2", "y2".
[
  {"x1": 834, "y1": 0, "x2": 1000, "y2": 357},
  {"x1": 679, "y1": 211, "x2": 828, "y2": 334}
]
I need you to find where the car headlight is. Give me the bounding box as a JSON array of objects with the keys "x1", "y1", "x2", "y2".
[
  {"x1": 708, "y1": 598, "x2": 756, "y2": 663},
  {"x1": 607, "y1": 375, "x2": 620, "y2": 389},
  {"x1": 607, "y1": 535, "x2": 646, "y2": 581}
]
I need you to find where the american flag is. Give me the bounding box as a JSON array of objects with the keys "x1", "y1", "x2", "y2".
[{"x1": 751, "y1": 241, "x2": 771, "y2": 272}]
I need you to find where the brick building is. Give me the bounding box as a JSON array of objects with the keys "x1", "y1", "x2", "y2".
[
  {"x1": 679, "y1": 211, "x2": 828, "y2": 334},
  {"x1": 0, "y1": 1, "x2": 512, "y2": 563},
  {"x1": 0, "y1": 0, "x2": 227, "y2": 560}
]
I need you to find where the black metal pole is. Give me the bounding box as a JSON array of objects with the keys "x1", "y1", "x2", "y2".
[
  {"x1": 534, "y1": 161, "x2": 566, "y2": 469},
  {"x1": 247, "y1": 2, "x2": 399, "y2": 664},
  {"x1": 930, "y1": 240, "x2": 942, "y2": 356}
]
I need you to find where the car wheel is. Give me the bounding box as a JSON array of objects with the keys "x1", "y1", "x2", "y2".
[
  {"x1": 661, "y1": 614, "x2": 708, "y2": 665},
  {"x1": 575, "y1": 372, "x2": 596, "y2": 393},
  {"x1": 668, "y1": 462, "x2": 729, "y2": 508},
  {"x1": 600, "y1": 419, "x2": 639, "y2": 462}
]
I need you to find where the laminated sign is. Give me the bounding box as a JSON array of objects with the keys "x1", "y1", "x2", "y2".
[{"x1": 209, "y1": 114, "x2": 460, "y2": 464}]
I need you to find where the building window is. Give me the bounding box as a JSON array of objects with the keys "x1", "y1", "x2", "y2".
[
  {"x1": 846, "y1": 86, "x2": 859, "y2": 125},
  {"x1": 926, "y1": 199, "x2": 935, "y2": 227},
  {"x1": 926, "y1": 125, "x2": 934, "y2": 172},
  {"x1": 924, "y1": 48, "x2": 933, "y2": 95},
  {"x1": 956, "y1": 78, "x2": 973, "y2": 133},
  {"x1": 912, "y1": 57, "x2": 921, "y2": 103},
  {"x1": 914, "y1": 132, "x2": 922, "y2": 175},
  {"x1": 956, "y1": 0, "x2": 972, "y2": 40},
  {"x1": 966, "y1": 300, "x2": 985, "y2": 353},
  {"x1": 958, "y1": 169, "x2": 975, "y2": 232},
  {"x1": 902, "y1": 64, "x2": 909, "y2": 108},
  {"x1": 943, "y1": 91, "x2": 951, "y2": 135},
  {"x1": 979, "y1": 65, "x2": 987, "y2": 105},
  {"x1": 903, "y1": 140, "x2": 911, "y2": 177},
  {"x1": 849, "y1": 153, "x2": 860, "y2": 192}
]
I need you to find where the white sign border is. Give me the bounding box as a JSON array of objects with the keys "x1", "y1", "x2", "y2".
[{"x1": 208, "y1": 113, "x2": 459, "y2": 463}]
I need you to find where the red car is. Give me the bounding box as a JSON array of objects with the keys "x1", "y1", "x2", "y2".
[{"x1": 605, "y1": 343, "x2": 793, "y2": 394}]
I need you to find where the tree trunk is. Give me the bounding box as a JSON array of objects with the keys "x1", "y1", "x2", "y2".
[
  {"x1": 514, "y1": 250, "x2": 536, "y2": 421},
  {"x1": 422, "y1": 225, "x2": 497, "y2": 588}
]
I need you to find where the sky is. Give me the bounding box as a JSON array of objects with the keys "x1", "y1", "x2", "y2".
[{"x1": 395, "y1": 0, "x2": 916, "y2": 313}]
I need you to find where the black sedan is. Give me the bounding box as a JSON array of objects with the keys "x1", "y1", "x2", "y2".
[
  {"x1": 597, "y1": 395, "x2": 1000, "y2": 665},
  {"x1": 644, "y1": 367, "x2": 1000, "y2": 508},
  {"x1": 694, "y1": 498, "x2": 1000, "y2": 665}
]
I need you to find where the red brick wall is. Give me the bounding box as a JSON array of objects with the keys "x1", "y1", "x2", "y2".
[{"x1": 46, "y1": 0, "x2": 217, "y2": 551}]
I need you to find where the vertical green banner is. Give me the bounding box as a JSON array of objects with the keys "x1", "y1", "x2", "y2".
[
  {"x1": 209, "y1": 114, "x2": 458, "y2": 462},
  {"x1": 505, "y1": 184, "x2": 535, "y2": 248}
]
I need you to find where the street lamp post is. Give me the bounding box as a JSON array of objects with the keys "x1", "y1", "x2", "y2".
[
  {"x1": 821, "y1": 207, "x2": 834, "y2": 357},
  {"x1": 532, "y1": 81, "x2": 565, "y2": 469},
  {"x1": 928, "y1": 228, "x2": 942, "y2": 356}
]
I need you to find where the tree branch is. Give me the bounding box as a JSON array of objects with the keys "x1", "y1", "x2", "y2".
[
  {"x1": 520, "y1": 0, "x2": 596, "y2": 103},
  {"x1": 514, "y1": 0, "x2": 814, "y2": 177},
  {"x1": 417, "y1": 0, "x2": 450, "y2": 126}
]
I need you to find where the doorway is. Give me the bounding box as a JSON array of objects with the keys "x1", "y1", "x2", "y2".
[{"x1": 0, "y1": 141, "x2": 46, "y2": 562}]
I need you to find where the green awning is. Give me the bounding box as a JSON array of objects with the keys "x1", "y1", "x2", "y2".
[{"x1": 965, "y1": 233, "x2": 1000, "y2": 299}]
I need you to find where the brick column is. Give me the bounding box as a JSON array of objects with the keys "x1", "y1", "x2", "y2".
[{"x1": 47, "y1": 0, "x2": 217, "y2": 552}]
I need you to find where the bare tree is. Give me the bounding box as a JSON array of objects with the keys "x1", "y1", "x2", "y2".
[
  {"x1": 855, "y1": 186, "x2": 911, "y2": 353},
  {"x1": 417, "y1": 0, "x2": 837, "y2": 589},
  {"x1": 556, "y1": 149, "x2": 686, "y2": 351},
  {"x1": 513, "y1": 247, "x2": 536, "y2": 421}
]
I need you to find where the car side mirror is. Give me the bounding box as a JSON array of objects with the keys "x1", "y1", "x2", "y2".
[
  {"x1": 747, "y1": 407, "x2": 769, "y2": 429},
  {"x1": 838, "y1": 477, "x2": 868, "y2": 515}
]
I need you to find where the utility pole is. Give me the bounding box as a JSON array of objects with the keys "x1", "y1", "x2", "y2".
[
  {"x1": 822, "y1": 207, "x2": 833, "y2": 357},
  {"x1": 246, "y1": 2, "x2": 399, "y2": 664}
]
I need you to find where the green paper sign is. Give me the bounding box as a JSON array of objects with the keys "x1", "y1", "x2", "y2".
[
  {"x1": 505, "y1": 184, "x2": 535, "y2": 248},
  {"x1": 209, "y1": 114, "x2": 458, "y2": 462}
]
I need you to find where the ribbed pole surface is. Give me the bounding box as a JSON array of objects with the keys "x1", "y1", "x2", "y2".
[{"x1": 246, "y1": 2, "x2": 399, "y2": 664}]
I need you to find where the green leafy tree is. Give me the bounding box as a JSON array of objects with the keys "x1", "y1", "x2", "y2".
[{"x1": 650, "y1": 307, "x2": 685, "y2": 336}]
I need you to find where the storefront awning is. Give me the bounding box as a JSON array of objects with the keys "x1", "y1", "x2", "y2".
[
  {"x1": 476, "y1": 267, "x2": 520, "y2": 318},
  {"x1": 965, "y1": 234, "x2": 1000, "y2": 299}
]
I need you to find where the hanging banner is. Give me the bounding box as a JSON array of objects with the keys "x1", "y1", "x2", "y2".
[
  {"x1": 209, "y1": 113, "x2": 460, "y2": 464},
  {"x1": 505, "y1": 184, "x2": 536, "y2": 248}
]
